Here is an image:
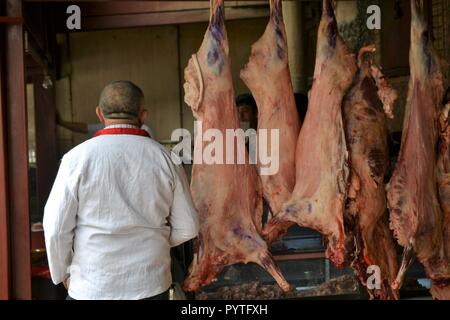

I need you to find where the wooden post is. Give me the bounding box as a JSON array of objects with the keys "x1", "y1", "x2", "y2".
[
  {"x1": 33, "y1": 73, "x2": 58, "y2": 218},
  {"x1": 5, "y1": 0, "x2": 31, "y2": 300},
  {"x1": 282, "y1": 0, "x2": 305, "y2": 93},
  {"x1": 0, "y1": 3, "x2": 11, "y2": 300}
]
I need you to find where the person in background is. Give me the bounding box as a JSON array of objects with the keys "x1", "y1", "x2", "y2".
[
  {"x1": 44, "y1": 80, "x2": 199, "y2": 300},
  {"x1": 236, "y1": 93, "x2": 258, "y2": 131},
  {"x1": 235, "y1": 92, "x2": 308, "y2": 129}
]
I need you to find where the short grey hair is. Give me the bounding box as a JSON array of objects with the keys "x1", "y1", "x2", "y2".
[{"x1": 99, "y1": 81, "x2": 144, "y2": 119}]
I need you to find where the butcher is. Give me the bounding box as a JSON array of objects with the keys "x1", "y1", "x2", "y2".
[
  {"x1": 43, "y1": 80, "x2": 199, "y2": 300},
  {"x1": 236, "y1": 93, "x2": 258, "y2": 131}
]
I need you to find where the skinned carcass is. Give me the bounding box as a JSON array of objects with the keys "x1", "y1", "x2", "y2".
[
  {"x1": 436, "y1": 99, "x2": 450, "y2": 299},
  {"x1": 343, "y1": 45, "x2": 399, "y2": 300},
  {"x1": 387, "y1": 0, "x2": 450, "y2": 299},
  {"x1": 264, "y1": 0, "x2": 356, "y2": 267},
  {"x1": 240, "y1": 0, "x2": 300, "y2": 244},
  {"x1": 182, "y1": 0, "x2": 290, "y2": 293}
]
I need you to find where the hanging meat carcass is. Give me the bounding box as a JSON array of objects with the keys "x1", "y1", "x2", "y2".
[
  {"x1": 343, "y1": 45, "x2": 399, "y2": 300},
  {"x1": 264, "y1": 0, "x2": 356, "y2": 267},
  {"x1": 240, "y1": 0, "x2": 301, "y2": 244},
  {"x1": 435, "y1": 93, "x2": 450, "y2": 300},
  {"x1": 387, "y1": 0, "x2": 450, "y2": 299},
  {"x1": 182, "y1": 0, "x2": 290, "y2": 293}
]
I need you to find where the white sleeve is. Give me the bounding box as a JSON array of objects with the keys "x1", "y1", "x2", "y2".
[
  {"x1": 43, "y1": 156, "x2": 79, "y2": 285},
  {"x1": 169, "y1": 163, "x2": 199, "y2": 247}
]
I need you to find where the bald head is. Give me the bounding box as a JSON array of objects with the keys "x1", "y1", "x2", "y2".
[{"x1": 99, "y1": 81, "x2": 144, "y2": 120}]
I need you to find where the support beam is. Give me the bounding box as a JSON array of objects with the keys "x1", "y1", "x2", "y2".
[
  {"x1": 5, "y1": 0, "x2": 31, "y2": 300},
  {"x1": 47, "y1": 2, "x2": 269, "y2": 33},
  {"x1": 66, "y1": 7, "x2": 269, "y2": 31},
  {"x1": 0, "y1": 6, "x2": 11, "y2": 301},
  {"x1": 282, "y1": 0, "x2": 305, "y2": 93},
  {"x1": 76, "y1": 1, "x2": 266, "y2": 16},
  {"x1": 78, "y1": 1, "x2": 211, "y2": 16},
  {"x1": 33, "y1": 74, "x2": 58, "y2": 219}
]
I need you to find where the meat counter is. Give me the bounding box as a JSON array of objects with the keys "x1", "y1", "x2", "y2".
[{"x1": 194, "y1": 226, "x2": 431, "y2": 300}]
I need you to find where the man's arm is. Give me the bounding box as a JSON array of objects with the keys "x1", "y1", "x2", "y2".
[
  {"x1": 56, "y1": 111, "x2": 89, "y2": 134},
  {"x1": 169, "y1": 163, "x2": 199, "y2": 247},
  {"x1": 43, "y1": 157, "x2": 78, "y2": 285}
]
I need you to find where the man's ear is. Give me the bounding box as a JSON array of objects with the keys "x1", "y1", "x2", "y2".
[
  {"x1": 96, "y1": 106, "x2": 105, "y2": 124},
  {"x1": 139, "y1": 109, "x2": 148, "y2": 125}
]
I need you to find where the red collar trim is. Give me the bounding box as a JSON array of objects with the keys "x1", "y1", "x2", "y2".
[{"x1": 94, "y1": 127, "x2": 150, "y2": 138}]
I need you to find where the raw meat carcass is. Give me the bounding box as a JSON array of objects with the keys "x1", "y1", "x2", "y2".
[
  {"x1": 240, "y1": 0, "x2": 300, "y2": 244},
  {"x1": 264, "y1": 0, "x2": 356, "y2": 267},
  {"x1": 436, "y1": 100, "x2": 450, "y2": 300},
  {"x1": 182, "y1": 0, "x2": 290, "y2": 293},
  {"x1": 387, "y1": 0, "x2": 450, "y2": 299},
  {"x1": 343, "y1": 45, "x2": 399, "y2": 300}
]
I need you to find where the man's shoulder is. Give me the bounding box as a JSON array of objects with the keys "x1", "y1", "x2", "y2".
[
  {"x1": 63, "y1": 138, "x2": 98, "y2": 160},
  {"x1": 140, "y1": 140, "x2": 184, "y2": 174},
  {"x1": 62, "y1": 136, "x2": 177, "y2": 165},
  {"x1": 147, "y1": 140, "x2": 182, "y2": 168}
]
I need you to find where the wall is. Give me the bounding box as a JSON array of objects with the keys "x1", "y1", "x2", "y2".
[
  {"x1": 56, "y1": 18, "x2": 267, "y2": 154},
  {"x1": 60, "y1": 26, "x2": 180, "y2": 147}
]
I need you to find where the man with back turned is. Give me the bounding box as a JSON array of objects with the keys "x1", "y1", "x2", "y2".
[{"x1": 44, "y1": 80, "x2": 199, "y2": 300}]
